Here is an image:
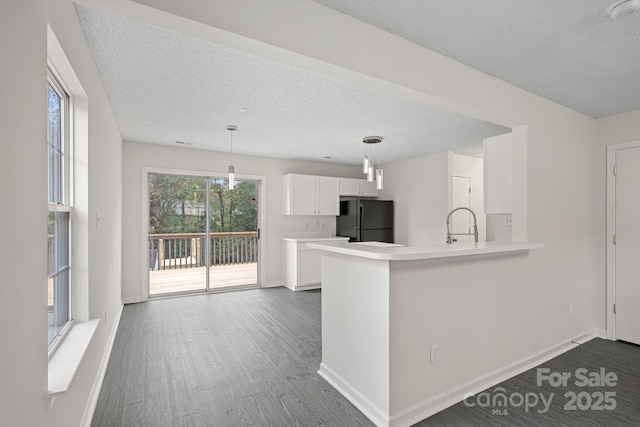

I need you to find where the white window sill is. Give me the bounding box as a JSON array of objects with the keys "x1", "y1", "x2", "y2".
[{"x1": 47, "y1": 318, "x2": 100, "y2": 399}]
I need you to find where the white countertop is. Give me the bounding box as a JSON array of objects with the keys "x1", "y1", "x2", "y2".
[
  {"x1": 307, "y1": 240, "x2": 543, "y2": 261},
  {"x1": 282, "y1": 236, "x2": 350, "y2": 243}
]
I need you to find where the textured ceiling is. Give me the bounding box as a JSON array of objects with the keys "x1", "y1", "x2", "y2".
[
  {"x1": 75, "y1": 5, "x2": 510, "y2": 165},
  {"x1": 312, "y1": 0, "x2": 640, "y2": 118}
]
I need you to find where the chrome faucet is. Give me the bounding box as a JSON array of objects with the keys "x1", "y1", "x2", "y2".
[{"x1": 446, "y1": 207, "x2": 479, "y2": 244}]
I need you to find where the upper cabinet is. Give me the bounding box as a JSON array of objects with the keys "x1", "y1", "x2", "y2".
[
  {"x1": 484, "y1": 133, "x2": 513, "y2": 214},
  {"x1": 339, "y1": 178, "x2": 378, "y2": 197},
  {"x1": 283, "y1": 174, "x2": 339, "y2": 215}
]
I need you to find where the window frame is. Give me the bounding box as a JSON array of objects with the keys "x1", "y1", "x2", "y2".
[{"x1": 47, "y1": 68, "x2": 73, "y2": 354}]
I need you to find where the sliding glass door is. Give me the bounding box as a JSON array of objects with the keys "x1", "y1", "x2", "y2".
[
  {"x1": 148, "y1": 174, "x2": 207, "y2": 295},
  {"x1": 208, "y1": 178, "x2": 258, "y2": 289},
  {"x1": 148, "y1": 173, "x2": 258, "y2": 296}
]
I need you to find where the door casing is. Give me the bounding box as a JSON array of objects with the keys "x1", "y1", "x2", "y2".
[
  {"x1": 606, "y1": 140, "x2": 640, "y2": 341},
  {"x1": 141, "y1": 166, "x2": 266, "y2": 300}
]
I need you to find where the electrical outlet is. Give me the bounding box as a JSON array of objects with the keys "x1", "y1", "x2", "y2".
[
  {"x1": 430, "y1": 345, "x2": 439, "y2": 364},
  {"x1": 503, "y1": 217, "x2": 513, "y2": 226}
]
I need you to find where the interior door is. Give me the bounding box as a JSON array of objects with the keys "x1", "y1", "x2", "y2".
[
  {"x1": 452, "y1": 176, "x2": 472, "y2": 243},
  {"x1": 615, "y1": 147, "x2": 640, "y2": 345}
]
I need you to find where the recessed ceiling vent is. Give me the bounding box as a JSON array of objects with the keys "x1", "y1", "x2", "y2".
[{"x1": 607, "y1": 0, "x2": 640, "y2": 19}]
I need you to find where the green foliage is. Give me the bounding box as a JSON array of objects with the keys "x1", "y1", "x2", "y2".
[{"x1": 149, "y1": 174, "x2": 257, "y2": 234}]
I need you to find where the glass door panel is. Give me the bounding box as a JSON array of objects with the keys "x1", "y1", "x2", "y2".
[
  {"x1": 208, "y1": 178, "x2": 258, "y2": 290},
  {"x1": 148, "y1": 174, "x2": 207, "y2": 296}
]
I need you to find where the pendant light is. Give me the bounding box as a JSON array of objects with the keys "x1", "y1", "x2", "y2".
[
  {"x1": 362, "y1": 136, "x2": 383, "y2": 187},
  {"x1": 367, "y1": 162, "x2": 374, "y2": 182},
  {"x1": 362, "y1": 142, "x2": 370, "y2": 173},
  {"x1": 607, "y1": 0, "x2": 640, "y2": 18},
  {"x1": 226, "y1": 125, "x2": 237, "y2": 190}
]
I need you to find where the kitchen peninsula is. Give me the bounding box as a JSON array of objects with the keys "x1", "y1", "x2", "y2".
[{"x1": 308, "y1": 240, "x2": 543, "y2": 427}]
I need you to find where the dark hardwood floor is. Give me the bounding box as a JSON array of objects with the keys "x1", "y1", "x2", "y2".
[
  {"x1": 92, "y1": 288, "x2": 640, "y2": 426},
  {"x1": 418, "y1": 338, "x2": 640, "y2": 426}
]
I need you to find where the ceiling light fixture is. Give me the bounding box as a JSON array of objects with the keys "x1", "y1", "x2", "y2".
[
  {"x1": 362, "y1": 136, "x2": 384, "y2": 190},
  {"x1": 607, "y1": 0, "x2": 640, "y2": 18},
  {"x1": 226, "y1": 125, "x2": 237, "y2": 190}
]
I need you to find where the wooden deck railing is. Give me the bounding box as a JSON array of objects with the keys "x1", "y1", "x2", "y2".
[{"x1": 149, "y1": 232, "x2": 258, "y2": 270}]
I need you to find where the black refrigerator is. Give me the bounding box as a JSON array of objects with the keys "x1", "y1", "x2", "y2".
[{"x1": 336, "y1": 198, "x2": 394, "y2": 243}]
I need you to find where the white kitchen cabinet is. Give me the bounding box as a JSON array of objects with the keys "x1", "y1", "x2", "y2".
[
  {"x1": 283, "y1": 174, "x2": 339, "y2": 215},
  {"x1": 298, "y1": 249, "x2": 321, "y2": 286},
  {"x1": 316, "y1": 176, "x2": 340, "y2": 214},
  {"x1": 282, "y1": 237, "x2": 349, "y2": 291},
  {"x1": 339, "y1": 178, "x2": 378, "y2": 197}
]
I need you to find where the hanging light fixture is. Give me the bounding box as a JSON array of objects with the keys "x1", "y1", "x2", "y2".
[
  {"x1": 607, "y1": 0, "x2": 640, "y2": 18},
  {"x1": 362, "y1": 144, "x2": 370, "y2": 174},
  {"x1": 226, "y1": 125, "x2": 237, "y2": 190},
  {"x1": 362, "y1": 136, "x2": 383, "y2": 187}
]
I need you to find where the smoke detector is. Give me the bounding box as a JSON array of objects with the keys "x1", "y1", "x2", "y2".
[{"x1": 607, "y1": 0, "x2": 640, "y2": 19}]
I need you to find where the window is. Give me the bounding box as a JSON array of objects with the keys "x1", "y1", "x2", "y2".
[{"x1": 48, "y1": 71, "x2": 72, "y2": 350}]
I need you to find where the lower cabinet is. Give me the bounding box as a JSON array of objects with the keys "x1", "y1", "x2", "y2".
[
  {"x1": 283, "y1": 238, "x2": 347, "y2": 291},
  {"x1": 297, "y1": 248, "x2": 322, "y2": 287}
]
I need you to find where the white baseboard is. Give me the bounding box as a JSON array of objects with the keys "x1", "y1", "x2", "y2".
[
  {"x1": 318, "y1": 363, "x2": 390, "y2": 427},
  {"x1": 80, "y1": 302, "x2": 124, "y2": 427},
  {"x1": 318, "y1": 330, "x2": 599, "y2": 427},
  {"x1": 390, "y1": 330, "x2": 598, "y2": 427},
  {"x1": 594, "y1": 327, "x2": 608, "y2": 339},
  {"x1": 284, "y1": 283, "x2": 321, "y2": 291},
  {"x1": 262, "y1": 281, "x2": 284, "y2": 288},
  {"x1": 122, "y1": 296, "x2": 142, "y2": 304}
]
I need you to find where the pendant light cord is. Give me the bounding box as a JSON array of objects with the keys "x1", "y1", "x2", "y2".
[{"x1": 226, "y1": 124, "x2": 237, "y2": 166}]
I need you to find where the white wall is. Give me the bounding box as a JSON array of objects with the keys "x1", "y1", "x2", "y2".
[
  {"x1": 0, "y1": 2, "x2": 48, "y2": 425},
  {"x1": 594, "y1": 109, "x2": 640, "y2": 330},
  {"x1": 483, "y1": 133, "x2": 513, "y2": 214},
  {"x1": 0, "y1": 1, "x2": 123, "y2": 426},
  {"x1": 381, "y1": 152, "x2": 484, "y2": 246},
  {"x1": 380, "y1": 152, "x2": 450, "y2": 246},
  {"x1": 122, "y1": 141, "x2": 360, "y2": 301},
  {"x1": 48, "y1": 3, "x2": 124, "y2": 425}
]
